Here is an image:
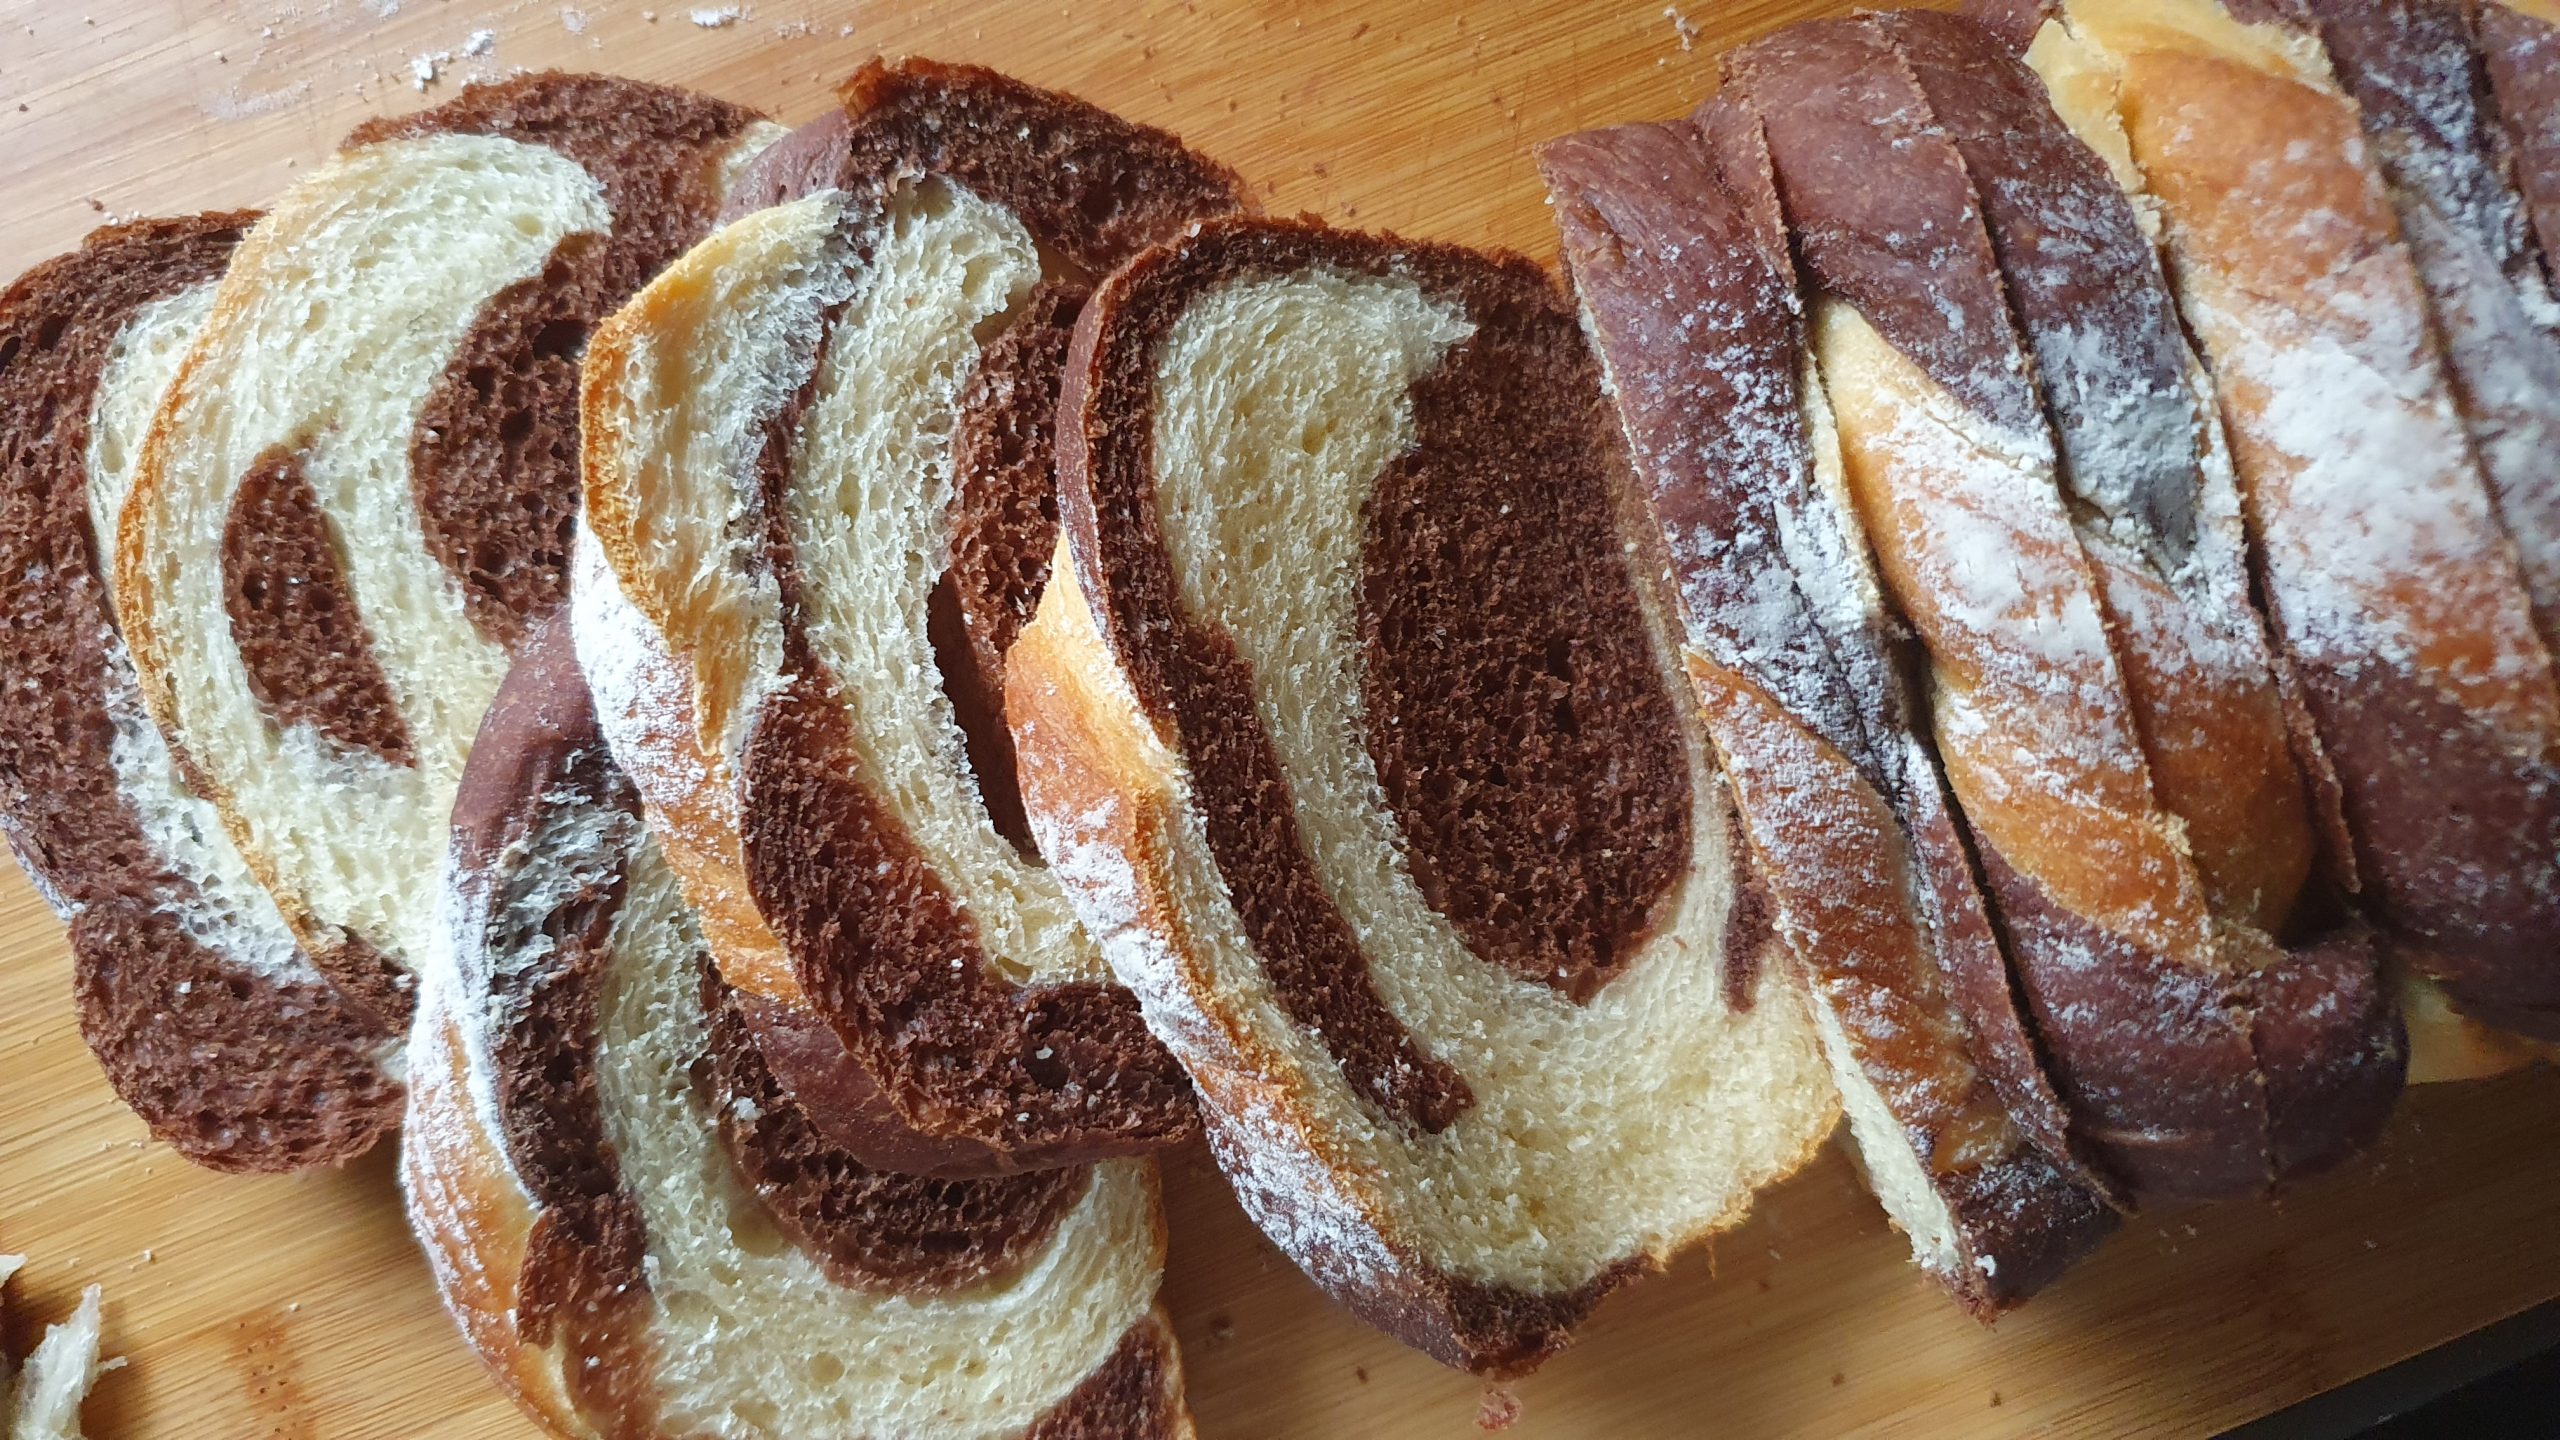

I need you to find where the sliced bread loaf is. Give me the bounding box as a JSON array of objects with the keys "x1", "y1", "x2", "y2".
[
  {"x1": 408, "y1": 617, "x2": 1188, "y2": 1439},
  {"x1": 1719, "y1": 12, "x2": 2404, "y2": 1201},
  {"x1": 575, "y1": 60, "x2": 1240, "y2": 1176},
  {"x1": 1542, "y1": 117, "x2": 2119, "y2": 1313},
  {"x1": 0, "y1": 215, "x2": 402, "y2": 1171},
  {"x1": 1994, "y1": 0, "x2": 2560, "y2": 1057},
  {"x1": 115, "y1": 75, "x2": 775, "y2": 1042},
  {"x1": 1006, "y1": 215, "x2": 1839, "y2": 1375}
]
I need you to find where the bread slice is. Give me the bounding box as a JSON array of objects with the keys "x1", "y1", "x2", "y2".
[
  {"x1": 2485, "y1": 0, "x2": 2560, "y2": 289},
  {"x1": 2289, "y1": 0, "x2": 2560, "y2": 665},
  {"x1": 1879, "y1": 7, "x2": 2405, "y2": 1178},
  {"x1": 1, "y1": 1258, "x2": 113, "y2": 1440},
  {"x1": 1998, "y1": 0, "x2": 2560, "y2": 1053},
  {"x1": 1541, "y1": 116, "x2": 2118, "y2": 1315},
  {"x1": 407, "y1": 617, "x2": 1188, "y2": 1440},
  {"x1": 575, "y1": 60, "x2": 1241, "y2": 1176},
  {"x1": 1718, "y1": 12, "x2": 2400, "y2": 1201},
  {"x1": 114, "y1": 75, "x2": 776, "y2": 1046},
  {"x1": 1005, "y1": 215, "x2": 1838, "y2": 1375},
  {"x1": 0, "y1": 215, "x2": 403, "y2": 1171}
]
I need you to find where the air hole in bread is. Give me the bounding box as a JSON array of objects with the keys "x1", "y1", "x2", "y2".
[{"x1": 926, "y1": 569, "x2": 1036, "y2": 855}]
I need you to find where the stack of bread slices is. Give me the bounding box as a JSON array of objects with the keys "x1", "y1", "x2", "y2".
[{"x1": 0, "y1": 1, "x2": 2553, "y2": 1431}]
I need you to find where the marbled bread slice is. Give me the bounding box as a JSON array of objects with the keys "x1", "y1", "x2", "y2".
[
  {"x1": 1541, "y1": 117, "x2": 2120, "y2": 1314},
  {"x1": 116, "y1": 75, "x2": 777, "y2": 1044},
  {"x1": 575, "y1": 60, "x2": 1240, "y2": 1177},
  {"x1": 1006, "y1": 215, "x2": 1838, "y2": 1376},
  {"x1": 0, "y1": 215, "x2": 400, "y2": 1171},
  {"x1": 407, "y1": 617, "x2": 1189, "y2": 1440}
]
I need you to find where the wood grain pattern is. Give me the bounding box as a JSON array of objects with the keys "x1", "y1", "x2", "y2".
[{"x1": 2, "y1": 1, "x2": 2556, "y2": 1435}]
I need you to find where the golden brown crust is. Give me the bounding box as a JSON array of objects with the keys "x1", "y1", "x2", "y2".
[
  {"x1": 404, "y1": 1011, "x2": 594, "y2": 1438},
  {"x1": 410, "y1": 943, "x2": 1197, "y2": 1440}
]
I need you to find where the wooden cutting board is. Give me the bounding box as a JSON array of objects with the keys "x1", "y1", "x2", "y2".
[{"x1": 4, "y1": 1, "x2": 2558, "y2": 1435}]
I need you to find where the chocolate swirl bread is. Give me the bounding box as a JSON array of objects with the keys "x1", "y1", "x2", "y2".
[
  {"x1": 1541, "y1": 117, "x2": 2119, "y2": 1314},
  {"x1": 0, "y1": 216, "x2": 405, "y2": 1171},
  {"x1": 1715, "y1": 12, "x2": 2402, "y2": 1203},
  {"x1": 115, "y1": 75, "x2": 777, "y2": 1052},
  {"x1": 1005, "y1": 215, "x2": 1838, "y2": 1375},
  {"x1": 1988, "y1": 0, "x2": 2560, "y2": 1061},
  {"x1": 407, "y1": 618, "x2": 1188, "y2": 1440},
  {"x1": 574, "y1": 61, "x2": 1240, "y2": 1177}
]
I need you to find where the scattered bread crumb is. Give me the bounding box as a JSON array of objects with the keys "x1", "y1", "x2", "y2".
[
  {"x1": 1665, "y1": 5, "x2": 1698, "y2": 51},
  {"x1": 462, "y1": 27, "x2": 495, "y2": 55},
  {"x1": 1477, "y1": 1385, "x2": 1522, "y2": 1432},
  {"x1": 688, "y1": 5, "x2": 742, "y2": 26},
  {"x1": 559, "y1": 7, "x2": 587, "y2": 33}
]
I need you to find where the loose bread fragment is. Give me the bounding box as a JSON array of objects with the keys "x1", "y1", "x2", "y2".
[
  {"x1": 406, "y1": 617, "x2": 1191, "y2": 1440},
  {"x1": 1541, "y1": 118, "x2": 2118, "y2": 1313},
  {"x1": 1, "y1": 1260, "x2": 113, "y2": 1440},
  {"x1": 1997, "y1": 0, "x2": 2560, "y2": 1053},
  {"x1": 576, "y1": 60, "x2": 1240, "y2": 1176},
  {"x1": 116, "y1": 75, "x2": 775, "y2": 1041},
  {"x1": 1007, "y1": 215, "x2": 1837, "y2": 1375},
  {"x1": 1720, "y1": 13, "x2": 2401, "y2": 1201},
  {"x1": 0, "y1": 215, "x2": 402, "y2": 1171}
]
